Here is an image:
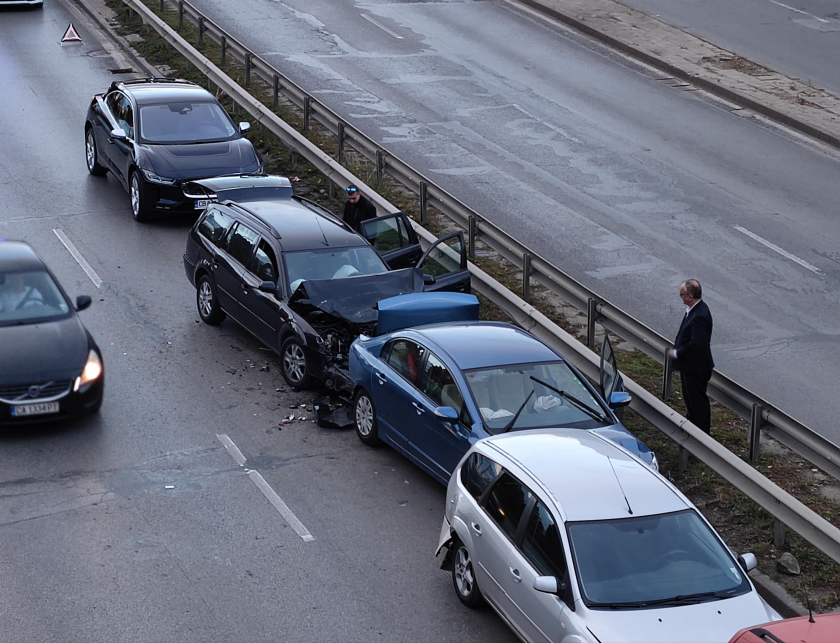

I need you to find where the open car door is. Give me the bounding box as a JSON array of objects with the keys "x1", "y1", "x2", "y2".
[
  {"x1": 360, "y1": 212, "x2": 422, "y2": 270},
  {"x1": 600, "y1": 335, "x2": 631, "y2": 410},
  {"x1": 417, "y1": 231, "x2": 470, "y2": 293}
]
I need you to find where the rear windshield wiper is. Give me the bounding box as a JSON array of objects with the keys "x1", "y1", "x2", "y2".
[{"x1": 529, "y1": 376, "x2": 609, "y2": 424}]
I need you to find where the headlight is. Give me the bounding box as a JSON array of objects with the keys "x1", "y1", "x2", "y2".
[
  {"x1": 74, "y1": 349, "x2": 103, "y2": 391},
  {"x1": 141, "y1": 169, "x2": 176, "y2": 185}
]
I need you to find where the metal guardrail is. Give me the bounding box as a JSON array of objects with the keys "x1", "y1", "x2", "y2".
[{"x1": 124, "y1": 0, "x2": 840, "y2": 565}]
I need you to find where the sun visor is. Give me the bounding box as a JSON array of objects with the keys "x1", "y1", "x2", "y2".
[{"x1": 375, "y1": 292, "x2": 480, "y2": 336}]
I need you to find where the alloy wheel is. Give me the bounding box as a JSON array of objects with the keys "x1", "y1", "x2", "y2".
[
  {"x1": 85, "y1": 132, "x2": 96, "y2": 171},
  {"x1": 198, "y1": 281, "x2": 214, "y2": 319},
  {"x1": 454, "y1": 546, "x2": 476, "y2": 598},
  {"x1": 355, "y1": 395, "x2": 373, "y2": 437},
  {"x1": 283, "y1": 343, "x2": 306, "y2": 383}
]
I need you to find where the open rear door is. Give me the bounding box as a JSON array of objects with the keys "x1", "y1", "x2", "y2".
[
  {"x1": 600, "y1": 335, "x2": 630, "y2": 409},
  {"x1": 359, "y1": 212, "x2": 422, "y2": 270},
  {"x1": 418, "y1": 232, "x2": 470, "y2": 293}
]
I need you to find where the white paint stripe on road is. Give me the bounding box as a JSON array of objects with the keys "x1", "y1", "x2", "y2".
[
  {"x1": 217, "y1": 433, "x2": 247, "y2": 466},
  {"x1": 734, "y1": 225, "x2": 822, "y2": 274},
  {"x1": 768, "y1": 0, "x2": 829, "y2": 23},
  {"x1": 53, "y1": 229, "x2": 102, "y2": 288},
  {"x1": 216, "y1": 433, "x2": 314, "y2": 542},
  {"x1": 361, "y1": 14, "x2": 403, "y2": 39}
]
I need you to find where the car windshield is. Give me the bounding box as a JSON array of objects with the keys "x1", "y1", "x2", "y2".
[
  {"x1": 284, "y1": 246, "x2": 389, "y2": 292},
  {"x1": 138, "y1": 101, "x2": 238, "y2": 143},
  {"x1": 567, "y1": 509, "x2": 751, "y2": 608},
  {"x1": 464, "y1": 361, "x2": 611, "y2": 434},
  {"x1": 0, "y1": 269, "x2": 71, "y2": 326}
]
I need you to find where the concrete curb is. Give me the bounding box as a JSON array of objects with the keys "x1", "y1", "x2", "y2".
[
  {"x1": 750, "y1": 571, "x2": 808, "y2": 619},
  {"x1": 517, "y1": 0, "x2": 840, "y2": 150}
]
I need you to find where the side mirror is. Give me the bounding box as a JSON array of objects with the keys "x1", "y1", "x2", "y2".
[
  {"x1": 239, "y1": 122, "x2": 251, "y2": 134},
  {"x1": 423, "y1": 273, "x2": 436, "y2": 286},
  {"x1": 110, "y1": 128, "x2": 127, "y2": 141},
  {"x1": 76, "y1": 295, "x2": 92, "y2": 312},
  {"x1": 434, "y1": 406, "x2": 459, "y2": 421},
  {"x1": 609, "y1": 391, "x2": 631, "y2": 409},
  {"x1": 258, "y1": 281, "x2": 276, "y2": 293},
  {"x1": 533, "y1": 576, "x2": 566, "y2": 595},
  {"x1": 738, "y1": 553, "x2": 757, "y2": 573}
]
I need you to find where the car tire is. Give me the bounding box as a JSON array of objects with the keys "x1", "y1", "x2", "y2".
[
  {"x1": 85, "y1": 129, "x2": 108, "y2": 176},
  {"x1": 196, "y1": 275, "x2": 226, "y2": 325},
  {"x1": 281, "y1": 336, "x2": 315, "y2": 389},
  {"x1": 130, "y1": 170, "x2": 150, "y2": 222},
  {"x1": 452, "y1": 539, "x2": 484, "y2": 608},
  {"x1": 354, "y1": 388, "x2": 381, "y2": 446}
]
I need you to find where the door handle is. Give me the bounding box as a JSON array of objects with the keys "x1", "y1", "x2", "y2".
[
  {"x1": 412, "y1": 402, "x2": 425, "y2": 415},
  {"x1": 471, "y1": 522, "x2": 482, "y2": 537},
  {"x1": 509, "y1": 567, "x2": 522, "y2": 582},
  {"x1": 375, "y1": 371, "x2": 386, "y2": 385}
]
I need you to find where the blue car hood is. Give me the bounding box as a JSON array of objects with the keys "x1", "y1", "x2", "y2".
[
  {"x1": 375, "y1": 292, "x2": 479, "y2": 335},
  {"x1": 141, "y1": 138, "x2": 260, "y2": 180}
]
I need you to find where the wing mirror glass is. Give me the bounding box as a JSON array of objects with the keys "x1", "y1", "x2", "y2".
[
  {"x1": 258, "y1": 281, "x2": 276, "y2": 293},
  {"x1": 434, "y1": 406, "x2": 458, "y2": 421},
  {"x1": 609, "y1": 391, "x2": 632, "y2": 409},
  {"x1": 76, "y1": 295, "x2": 92, "y2": 311},
  {"x1": 738, "y1": 553, "x2": 757, "y2": 572},
  {"x1": 110, "y1": 128, "x2": 127, "y2": 141},
  {"x1": 239, "y1": 122, "x2": 251, "y2": 134}
]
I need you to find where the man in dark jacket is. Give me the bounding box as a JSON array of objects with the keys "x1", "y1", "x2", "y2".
[
  {"x1": 668, "y1": 279, "x2": 714, "y2": 434},
  {"x1": 342, "y1": 185, "x2": 376, "y2": 232}
]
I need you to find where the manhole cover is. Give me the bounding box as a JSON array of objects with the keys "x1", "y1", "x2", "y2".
[{"x1": 87, "y1": 49, "x2": 111, "y2": 58}]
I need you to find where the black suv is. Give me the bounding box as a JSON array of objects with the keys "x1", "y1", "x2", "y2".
[
  {"x1": 183, "y1": 176, "x2": 469, "y2": 392},
  {"x1": 84, "y1": 78, "x2": 262, "y2": 222}
]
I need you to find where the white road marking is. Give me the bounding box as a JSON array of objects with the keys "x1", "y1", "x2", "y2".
[
  {"x1": 53, "y1": 229, "x2": 102, "y2": 288},
  {"x1": 768, "y1": 0, "x2": 829, "y2": 22},
  {"x1": 361, "y1": 14, "x2": 403, "y2": 39},
  {"x1": 216, "y1": 434, "x2": 314, "y2": 542},
  {"x1": 734, "y1": 225, "x2": 822, "y2": 274}
]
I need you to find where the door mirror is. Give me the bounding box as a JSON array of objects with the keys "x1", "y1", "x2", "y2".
[
  {"x1": 75, "y1": 295, "x2": 92, "y2": 312},
  {"x1": 239, "y1": 122, "x2": 251, "y2": 134},
  {"x1": 738, "y1": 552, "x2": 757, "y2": 572},
  {"x1": 423, "y1": 274, "x2": 437, "y2": 286},
  {"x1": 533, "y1": 576, "x2": 566, "y2": 595},
  {"x1": 609, "y1": 391, "x2": 631, "y2": 409},
  {"x1": 110, "y1": 128, "x2": 127, "y2": 141},
  {"x1": 600, "y1": 334, "x2": 619, "y2": 402},
  {"x1": 434, "y1": 406, "x2": 459, "y2": 421},
  {"x1": 258, "y1": 281, "x2": 276, "y2": 293}
]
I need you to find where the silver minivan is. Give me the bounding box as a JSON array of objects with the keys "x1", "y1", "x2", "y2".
[{"x1": 436, "y1": 429, "x2": 780, "y2": 643}]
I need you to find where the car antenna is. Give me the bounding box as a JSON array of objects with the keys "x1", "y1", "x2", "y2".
[
  {"x1": 607, "y1": 457, "x2": 633, "y2": 515},
  {"x1": 806, "y1": 593, "x2": 815, "y2": 623}
]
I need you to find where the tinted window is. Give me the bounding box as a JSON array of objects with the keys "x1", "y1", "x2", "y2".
[
  {"x1": 522, "y1": 500, "x2": 567, "y2": 578},
  {"x1": 420, "y1": 352, "x2": 467, "y2": 423},
  {"x1": 0, "y1": 269, "x2": 71, "y2": 326},
  {"x1": 461, "y1": 453, "x2": 502, "y2": 500},
  {"x1": 251, "y1": 239, "x2": 278, "y2": 283},
  {"x1": 421, "y1": 235, "x2": 463, "y2": 277},
  {"x1": 197, "y1": 208, "x2": 234, "y2": 245},
  {"x1": 227, "y1": 223, "x2": 259, "y2": 266},
  {"x1": 361, "y1": 215, "x2": 411, "y2": 253},
  {"x1": 138, "y1": 100, "x2": 237, "y2": 144},
  {"x1": 384, "y1": 339, "x2": 425, "y2": 386},
  {"x1": 484, "y1": 473, "x2": 533, "y2": 541}
]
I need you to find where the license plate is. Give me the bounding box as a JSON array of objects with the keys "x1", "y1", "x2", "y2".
[
  {"x1": 11, "y1": 402, "x2": 60, "y2": 417},
  {"x1": 194, "y1": 199, "x2": 210, "y2": 210}
]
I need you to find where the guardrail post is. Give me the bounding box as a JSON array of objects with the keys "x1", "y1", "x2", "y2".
[
  {"x1": 750, "y1": 403, "x2": 764, "y2": 462},
  {"x1": 329, "y1": 182, "x2": 335, "y2": 198},
  {"x1": 337, "y1": 122, "x2": 345, "y2": 163},
  {"x1": 303, "y1": 97, "x2": 311, "y2": 131},
  {"x1": 376, "y1": 150, "x2": 384, "y2": 181},
  {"x1": 586, "y1": 298, "x2": 598, "y2": 348},
  {"x1": 273, "y1": 75, "x2": 280, "y2": 109},
  {"x1": 420, "y1": 182, "x2": 428, "y2": 224},
  {"x1": 679, "y1": 446, "x2": 688, "y2": 472},
  {"x1": 468, "y1": 216, "x2": 477, "y2": 259},
  {"x1": 245, "y1": 54, "x2": 253, "y2": 88},
  {"x1": 522, "y1": 253, "x2": 532, "y2": 302},
  {"x1": 198, "y1": 17, "x2": 204, "y2": 46},
  {"x1": 662, "y1": 352, "x2": 674, "y2": 400},
  {"x1": 220, "y1": 36, "x2": 226, "y2": 66},
  {"x1": 291, "y1": 150, "x2": 298, "y2": 168},
  {"x1": 160, "y1": 0, "x2": 165, "y2": 12},
  {"x1": 774, "y1": 519, "x2": 786, "y2": 548},
  {"x1": 178, "y1": 1, "x2": 184, "y2": 30}
]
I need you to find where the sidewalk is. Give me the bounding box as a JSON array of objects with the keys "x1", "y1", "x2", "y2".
[{"x1": 519, "y1": 0, "x2": 840, "y2": 148}]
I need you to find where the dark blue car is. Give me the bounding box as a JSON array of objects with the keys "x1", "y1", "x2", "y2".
[{"x1": 349, "y1": 309, "x2": 658, "y2": 485}]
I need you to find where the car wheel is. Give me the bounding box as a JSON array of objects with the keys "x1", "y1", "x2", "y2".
[
  {"x1": 85, "y1": 129, "x2": 107, "y2": 176},
  {"x1": 196, "y1": 275, "x2": 226, "y2": 325},
  {"x1": 452, "y1": 539, "x2": 484, "y2": 608},
  {"x1": 130, "y1": 170, "x2": 149, "y2": 222},
  {"x1": 354, "y1": 388, "x2": 381, "y2": 446},
  {"x1": 281, "y1": 336, "x2": 315, "y2": 389}
]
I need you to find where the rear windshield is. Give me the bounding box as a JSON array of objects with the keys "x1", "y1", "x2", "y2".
[{"x1": 0, "y1": 269, "x2": 71, "y2": 326}]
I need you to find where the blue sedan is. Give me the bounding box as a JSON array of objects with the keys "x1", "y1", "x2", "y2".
[{"x1": 348, "y1": 321, "x2": 657, "y2": 485}]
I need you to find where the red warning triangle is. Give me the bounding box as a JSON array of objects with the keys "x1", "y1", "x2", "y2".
[{"x1": 60, "y1": 23, "x2": 83, "y2": 45}]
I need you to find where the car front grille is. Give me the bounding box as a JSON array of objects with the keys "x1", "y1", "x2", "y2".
[{"x1": 0, "y1": 380, "x2": 73, "y2": 404}]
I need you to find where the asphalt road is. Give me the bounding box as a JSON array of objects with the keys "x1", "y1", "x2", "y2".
[
  {"x1": 178, "y1": 0, "x2": 840, "y2": 445},
  {"x1": 0, "y1": 4, "x2": 516, "y2": 641},
  {"x1": 620, "y1": 0, "x2": 840, "y2": 96}
]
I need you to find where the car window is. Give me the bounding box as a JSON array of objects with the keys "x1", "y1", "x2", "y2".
[
  {"x1": 197, "y1": 207, "x2": 234, "y2": 246},
  {"x1": 138, "y1": 100, "x2": 238, "y2": 144},
  {"x1": 384, "y1": 339, "x2": 426, "y2": 386},
  {"x1": 226, "y1": 223, "x2": 259, "y2": 267},
  {"x1": 420, "y1": 235, "x2": 463, "y2": 278},
  {"x1": 105, "y1": 92, "x2": 122, "y2": 128},
  {"x1": 118, "y1": 95, "x2": 135, "y2": 139},
  {"x1": 483, "y1": 472, "x2": 533, "y2": 541},
  {"x1": 420, "y1": 352, "x2": 469, "y2": 423},
  {"x1": 0, "y1": 269, "x2": 71, "y2": 326},
  {"x1": 522, "y1": 500, "x2": 567, "y2": 578},
  {"x1": 361, "y1": 215, "x2": 411, "y2": 253},
  {"x1": 251, "y1": 239, "x2": 279, "y2": 284},
  {"x1": 461, "y1": 453, "x2": 503, "y2": 500}
]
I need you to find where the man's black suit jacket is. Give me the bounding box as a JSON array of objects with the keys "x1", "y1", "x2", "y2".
[{"x1": 674, "y1": 300, "x2": 714, "y2": 374}]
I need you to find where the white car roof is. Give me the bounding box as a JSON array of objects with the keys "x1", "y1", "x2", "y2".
[{"x1": 482, "y1": 429, "x2": 689, "y2": 522}]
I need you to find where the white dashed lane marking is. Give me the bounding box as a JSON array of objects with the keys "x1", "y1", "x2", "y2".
[
  {"x1": 734, "y1": 225, "x2": 822, "y2": 275},
  {"x1": 53, "y1": 229, "x2": 102, "y2": 288}
]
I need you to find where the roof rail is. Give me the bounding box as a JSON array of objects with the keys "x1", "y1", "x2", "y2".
[{"x1": 224, "y1": 202, "x2": 281, "y2": 240}]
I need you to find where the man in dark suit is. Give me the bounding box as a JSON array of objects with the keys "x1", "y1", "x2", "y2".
[{"x1": 668, "y1": 279, "x2": 714, "y2": 434}]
